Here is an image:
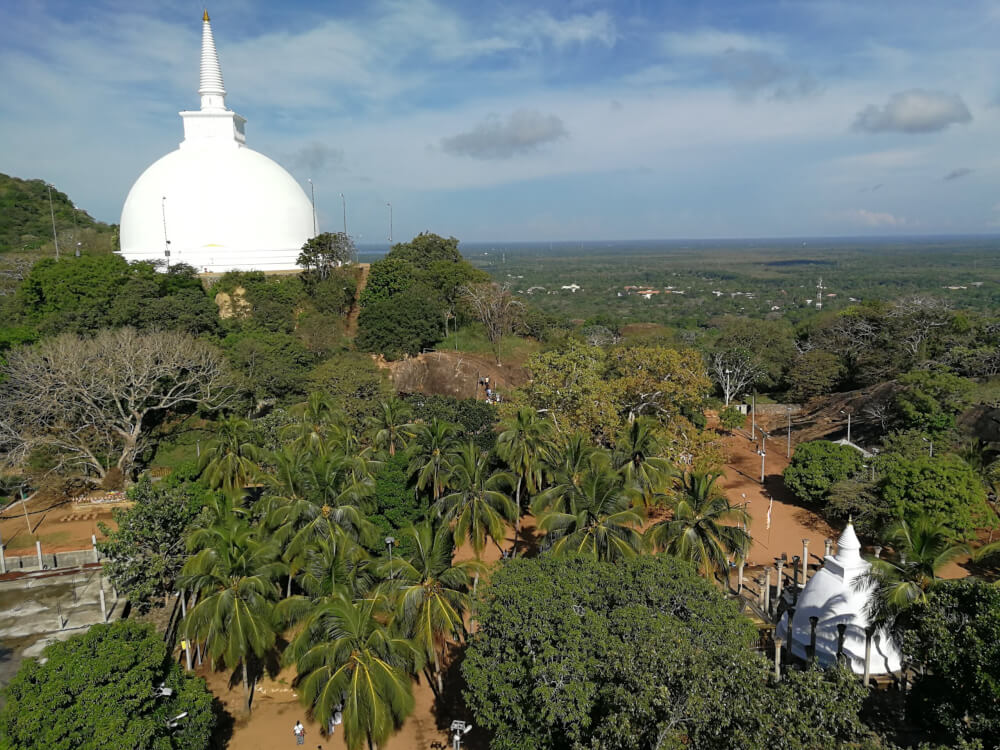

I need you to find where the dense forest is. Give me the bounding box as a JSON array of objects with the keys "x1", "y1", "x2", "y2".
[{"x1": 0, "y1": 209, "x2": 998, "y2": 748}]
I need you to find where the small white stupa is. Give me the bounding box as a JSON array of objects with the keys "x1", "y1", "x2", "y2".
[
  {"x1": 776, "y1": 521, "x2": 902, "y2": 675},
  {"x1": 119, "y1": 11, "x2": 314, "y2": 272}
]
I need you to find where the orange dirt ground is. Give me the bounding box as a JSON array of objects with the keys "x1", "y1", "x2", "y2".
[{"x1": 0, "y1": 493, "x2": 120, "y2": 556}]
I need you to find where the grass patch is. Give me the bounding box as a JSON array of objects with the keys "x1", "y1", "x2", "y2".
[{"x1": 437, "y1": 326, "x2": 541, "y2": 366}]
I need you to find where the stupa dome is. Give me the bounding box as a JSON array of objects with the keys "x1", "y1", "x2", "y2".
[
  {"x1": 119, "y1": 12, "x2": 314, "y2": 273},
  {"x1": 775, "y1": 522, "x2": 902, "y2": 675}
]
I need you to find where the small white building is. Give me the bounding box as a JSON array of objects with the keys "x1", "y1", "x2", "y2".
[{"x1": 776, "y1": 522, "x2": 902, "y2": 675}]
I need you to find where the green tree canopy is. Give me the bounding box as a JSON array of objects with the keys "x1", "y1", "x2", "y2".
[
  {"x1": 296, "y1": 231, "x2": 355, "y2": 280},
  {"x1": 893, "y1": 369, "x2": 975, "y2": 435},
  {"x1": 0, "y1": 621, "x2": 215, "y2": 750},
  {"x1": 905, "y1": 579, "x2": 1000, "y2": 747},
  {"x1": 463, "y1": 555, "x2": 872, "y2": 750},
  {"x1": 879, "y1": 454, "x2": 991, "y2": 537},
  {"x1": 782, "y1": 440, "x2": 865, "y2": 504},
  {"x1": 98, "y1": 477, "x2": 208, "y2": 611}
]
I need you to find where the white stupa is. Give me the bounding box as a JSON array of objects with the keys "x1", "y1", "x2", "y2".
[
  {"x1": 775, "y1": 522, "x2": 902, "y2": 675},
  {"x1": 119, "y1": 11, "x2": 314, "y2": 272}
]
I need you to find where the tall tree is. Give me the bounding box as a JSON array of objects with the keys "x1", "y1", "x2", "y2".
[
  {"x1": 0, "y1": 327, "x2": 230, "y2": 480},
  {"x1": 282, "y1": 591, "x2": 419, "y2": 750},
  {"x1": 297, "y1": 231, "x2": 355, "y2": 279},
  {"x1": 612, "y1": 417, "x2": 673, "y2": 508},
  {"x1": 381, "y1": 520, "x2": 484, "y2": 695},
  {"x1": 496, "y1": 408, "x2": 555, "y2": 551},
  {"x1": 434, "y1": 442, "x2": 516, "y2": 558},
  {"x1": 533, "y1": 459, "x2": 644, "y2": 562},
  {"x1": 198, "y1": 415, "x2": 262, "y2": 498},
  {"x1": 646, "y1": 471, "x2": 751, "y2": 577},
  {"x1": 367, "y1": 397, "x2": 415, "y2": 458},
  {"x1": 859, "y1": 515, "x2": 968, "y2": 645},
  {"x1": 461, "y1": 282, "x2": 523, "y2": 365},
  {"x1": 179, "y1": 522, "x2": 284, "y2": 713},
  {"x1": 408, "y1": 418, "x2": 459, "y2": 501}
]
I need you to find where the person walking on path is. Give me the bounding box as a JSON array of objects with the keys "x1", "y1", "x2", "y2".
[{"x1": 293, "y1": 720, "x2": 305, "y2": 745}]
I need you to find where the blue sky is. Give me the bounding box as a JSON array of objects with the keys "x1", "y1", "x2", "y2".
[{"x1": 3, "y1": 0, "x2": 1000, "y2": 242}]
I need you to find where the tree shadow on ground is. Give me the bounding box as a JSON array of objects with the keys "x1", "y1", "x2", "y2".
[
  {"x1": 432, "y1": 642, "x2": 491, "y2": 750},
  {"x1": 208, "y1": 697, "x2": 236, "y2": 750}
]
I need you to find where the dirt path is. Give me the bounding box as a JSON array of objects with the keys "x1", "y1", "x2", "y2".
[
  {"x1": 718, "y1": 432, "x2": 836, "y2": 569},
  {"x1": 0, "y1": 494, "x2": 118, "y2": 555},
  {"x1": 344, "y1": 263, "x2": 369, "y2": 340}
]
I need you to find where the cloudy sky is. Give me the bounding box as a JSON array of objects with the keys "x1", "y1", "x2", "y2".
[{"x1": 3, "y1": 0, "x2": 1000, "y2": 241}]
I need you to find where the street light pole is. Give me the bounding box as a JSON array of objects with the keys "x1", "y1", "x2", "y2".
[
  {"x1": 450, "y1": 721, "x2": 472, "y2": 750},
  {"x1": 786, "y1": 406, "x2": 792, "y2": 458},
  {"x1": 385, "y1": 536, "x2": 395, "y2": 578},
  {"x1": 340, "y1": 192, "x2": 347, "y2": 236},
  {"x1": 161, "y1": 196, "x2": 171, "y2": 270},
  {"x1": 751, "y1": 390, "x2": 756, "y2": 440},
  {"x1": 308, "y1": 179, "x2": 317, "y2": 236},
  {"x1": 47, "y1": 183, "x2": 60, "y2": 259},
  {"x1": 386, "y1": 202, "x2": 393, "y2": 244}
]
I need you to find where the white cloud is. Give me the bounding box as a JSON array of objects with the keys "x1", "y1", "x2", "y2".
[
  {"x1": 525, "y1": 11, "x2": 617, "y2": 48},
  {"x1": 852, "y1": 89, "x2": 972, "y2": 133},
  {"x1": 441, "y1": 109, "x2": 568, "y2": 159},
  {"x1": 661, "y1": 29, "x2": 780, "y2": 57},
  {"x1": 847, "y1": 208, "x2": 906, "y2": 227}
]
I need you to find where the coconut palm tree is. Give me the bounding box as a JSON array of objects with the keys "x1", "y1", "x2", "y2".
[
  {"x1": 179, "y1": 521, "x2": 283, "y2": 713},
  {"x1": 435, "y1": 442, "x2": 516, "y2": 558},
  {"x1": 198, "y1": 415, "x2": 262, "y2": 498},
  {"x1": 534, "y1": 433, "x2": 599, "y2": 511},
  {"x1": 535, "y1": 463, "x2": 644, "y2": 561},
  {"x1": 282, "y1": 590, "x2": 419, "y2": 750},
  {"x1": 367, "y1": 398, "x2": 416, "y2": 458},
  {"x1": 645, "y1": 471, "x2": 751, "y2": 578},
  {"x1": 285, "y1": 392, "x2": 346, "y2": 456},
  {"x1": 859, "y1": 515, "x2": 969, "y2": 643},
  {"x1": 408, "y1": 419, "x2": 459, "y2": 501},
  {"x1": 612, "y1": 417, "x2": 674, "y2": 508},
  {"x1": 380, "y1": 520, "x2": 484, "y2": 695},
  {"x1": 497, "y1": 408, "x2": 555, "y2": 554}
]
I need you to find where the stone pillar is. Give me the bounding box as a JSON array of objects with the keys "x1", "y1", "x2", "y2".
[
  {"x1": 0, "y1": 544, "x2": 6, "y2": 575},
  {"x1": 99, "y1": 587, "x2": 108, "y2": 622},
  {"x1": 824, "y1": 538, "x2": 833, "y2": 558},
  {"x1": 801, "y1": 539, "x2": 810, "y2": 584},
  {"x1": 836, "y1": 623, "x2": 847, "y2": 664},
  {"x1": 791, "y1": 556, "x2": 801, "y2": 591},
  {"x1": 808, "y1": 616, "x2": 819, "y2": 663},
  {"x1": 863, "y1": 627, "x2": 873, "y2": 686},
  {"x1": 92, "y1": 534, "x2": 99, "y2": 563},
  {"x1": 774, "y1": 637, "x2": 783, "y2": 681},
  {"x1": 874, "y1": 546, "x2": 882, "y2": 559},
  {"x1": 785, "y1": 606, "x2": 796, "y2": 660},
  {"x1": 36, "y1": 540, "x2": 43, "y2": 570},
  {"x1": 757, "y1": 575, "x2": 767, "y2": 609},
  {"x1": 775, "y1": 561, "x2": 785, "y2": 609},
  {"x1": 763, "y1": 568, "x2": 772, "y2": 615}
]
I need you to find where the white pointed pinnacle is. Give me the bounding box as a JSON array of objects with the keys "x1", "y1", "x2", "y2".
[{"x1": 199, "y1": 9, "x2": 227, "y2": 110}]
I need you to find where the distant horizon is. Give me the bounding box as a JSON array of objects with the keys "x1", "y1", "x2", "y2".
[{"x1": 4, "y1": 2, "x2": 1000, "y2": 242}]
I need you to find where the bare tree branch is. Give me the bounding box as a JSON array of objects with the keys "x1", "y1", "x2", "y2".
[
  {"x1": 461, "y1": 282, "x2": 523, "y2": 365},
  {"x1": 0, "y1": 328, "x2": 232, "y2": 480}
]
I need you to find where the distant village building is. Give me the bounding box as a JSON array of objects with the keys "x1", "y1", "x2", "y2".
[
  {"x1": 119, "y1": 12, "x2": 314, "y2": 272},
  {"x1": 561, "y1": 284, "x2": 581, "y2": 293}
]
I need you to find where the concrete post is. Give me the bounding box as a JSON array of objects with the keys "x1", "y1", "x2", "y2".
[
  {"x1": 874, "y1": 546, "x2": 882, "y2": 559},
  {"x1": 92, "y1": 534, "x2": 99, "y2": 563},
  {"x1": 99, "y1": 587, "x2": 108, "y2": 622},
  {"x1": 836, "y1": 623, "x2": 847, "y2": 664},
  {"x1": 0, "y1": 544, "x2": 5, "y2": 575},
  {"x1": 757, "y1": 575, "x2": 767, "y2": 609},
  {"x1": 824, "y1": 538, "x2": 833, "y2": 558},
  {"x1": 763, "y1": 567, "x2": 772, "y2": 615},
  {"x1": 774, "y1": 637, "x2": 783, "y2": 682},
  {"x1": 801, "y1": 539, "x2": 810, "y2": 584},
  {"x1": 808, "y1": 616, "x2": 819, "y2": 664},
  {"x1": 863, "y1": 627, "x2": 873, "y2": 687},
  {"x1": 775, "y1": 561, "x2": 785, "y2": 609},
  {"x1": 36, "y1": 540, "x2": 43, "y2": 569}
]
